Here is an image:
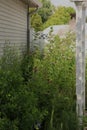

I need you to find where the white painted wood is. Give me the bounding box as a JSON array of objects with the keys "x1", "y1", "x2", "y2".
[
  {"x1": 75, "y1": 1, "x2": 86, "y2": 117},
  {"x1": 71, "y1": 1, "x2": 87, "y2": 129}
]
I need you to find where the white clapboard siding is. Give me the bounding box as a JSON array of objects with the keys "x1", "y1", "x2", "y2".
[{"x1": 0, "y1": 0, "x2": 27, "y2": 56}]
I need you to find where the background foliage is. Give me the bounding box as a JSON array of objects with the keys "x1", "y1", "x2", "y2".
[
  {"x1": 42, "y1": 6, "x2": 75, "y2": 29},
  {"x1": 38, "y1": 0, "x2": 54, "y2": 23},
  {"x1": 31, "y1": 13, "x2": 43, "y2": 32},
  {"x1": 31, "y1": 4, "x2": 75, "y2": 31}
]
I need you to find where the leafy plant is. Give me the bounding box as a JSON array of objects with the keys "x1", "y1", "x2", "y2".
[
  {"x1": 0, "y1": 32, "x2": 78, "y2": 130},
  {"x1": 29, "y1": 32, "x2": 78, "y2": 130},
  {"x1": 0, "y1": 46, "x2": 40, "y2": 130},
  {"x1": 31, "y1": 13, "x2": 43, "y2": 31}
]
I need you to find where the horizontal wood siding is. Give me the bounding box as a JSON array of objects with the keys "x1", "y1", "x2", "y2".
[{"x1": 0, "y1": 0, "x2": 27, "y2": 55}]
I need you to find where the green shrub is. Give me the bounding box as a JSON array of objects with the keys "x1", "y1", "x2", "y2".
[
  {"x1": 29, "y1": 32, "x2": 78, "y2": 130},
  {"x1": 0, "y1": 46, "x2": 40, "y2": 130},
  {"x1": 0, "y1": 32, "x2": 78, "y2": 130},
  {"x1": 21, "y1": 53, "x2": 34, "y2": 82},
  {"x1": 42, "y1": 6, "x2": 75, "y2": 29}
]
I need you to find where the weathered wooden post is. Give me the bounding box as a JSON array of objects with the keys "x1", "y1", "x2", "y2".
[{"x1": 71, "y1": 0, "x2": 86, "y2": 128}]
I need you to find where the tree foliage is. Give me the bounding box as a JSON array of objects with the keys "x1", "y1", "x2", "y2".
[
  {"x1": 31, "y1": 13, "x2": 43, "y2": 32},
  {"x1": 43, "y1": 6, "x2": 75, "y2": 29},
  {"x1": 31, "y1": 0, "x2": 54, "y2": 31},
  {"x1": 38, "y1": 0, "x2": 54, "y2": 23},
  {"x1": 31, "y1": 4, "x2": 75, "y2": 32}
]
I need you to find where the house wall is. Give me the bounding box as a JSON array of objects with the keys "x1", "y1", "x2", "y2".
[{"x1": 0, "y1": 0, "x2": 27, "y2": 55}]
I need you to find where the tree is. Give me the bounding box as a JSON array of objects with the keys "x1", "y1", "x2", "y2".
[
  {"x1": 30, "y1": 0, "x2": 54, "y2": 31},
  {"x1": 31, "y1": 13, "x2": 43, "y2": 31},
  {"x1": 43, "y1": 6, "x2": 75, "y2": 29},
  {"x1": 38, "y1": 0, "x2": 54, "y2": 23}
]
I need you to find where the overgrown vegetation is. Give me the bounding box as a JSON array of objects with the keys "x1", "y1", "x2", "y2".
[
  {"x1": 0, "y1": 46, "x2": 41, "y2": 130},
  {"x1": 0, "y1": 33, "x2": 79, "y2": 130},
  {"x1": 30, "y1": 32, "x2": 77, "y2": 130}
]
